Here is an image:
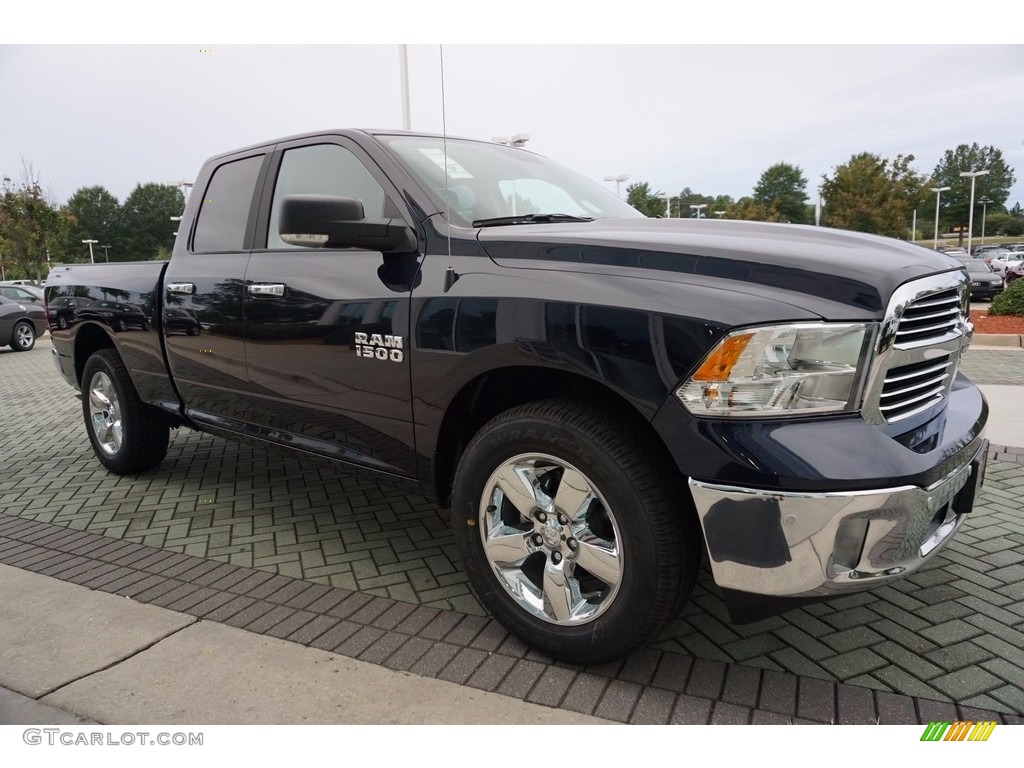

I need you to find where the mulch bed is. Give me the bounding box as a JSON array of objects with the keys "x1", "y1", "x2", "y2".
[{"x1": 971, "y1": 309, "x2": 1024, "y2": 335}]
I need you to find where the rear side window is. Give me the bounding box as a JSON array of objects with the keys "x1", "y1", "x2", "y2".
[{"x1": 192, "y1": 155, "x2": 264, "y2": 253}]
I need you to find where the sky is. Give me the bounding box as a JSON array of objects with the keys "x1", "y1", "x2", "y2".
[{"x1": 3, "y1": 9, "x2": 1024, "y2": 217}]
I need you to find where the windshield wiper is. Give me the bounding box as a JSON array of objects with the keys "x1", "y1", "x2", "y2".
[{"x1": 472, "y1": 213, "x2": 594, "y2": 227}]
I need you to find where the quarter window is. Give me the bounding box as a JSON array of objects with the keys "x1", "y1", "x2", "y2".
[{"x1": 192, "y1": 155, "x2": 264, "y2": 253}]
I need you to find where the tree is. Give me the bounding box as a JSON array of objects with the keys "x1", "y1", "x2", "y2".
[
  {"x1": 727, "y1": 196, "x2": 784, "y2": 222},
  {"x1": 820, "y1": 152, "x2": 926, "y2": 238},
  {"x1": 0, "y1": 166, "x2": 74, "y2": 281},
  {"x1": 930, "y1": 143, "x2": 1016, "y2": 235},
  {"x1": 120, "y1": 183, "x2": 184, "y2": 260},
  {"x1": 66, "y1": 185, "x2": 123, "y2": 262},
  {"x1": 753, "y1": 163, "x2": 809, "y2": 224},
  {"x1": 625, "y1": 181, "x2": 668, "y2": 218}
]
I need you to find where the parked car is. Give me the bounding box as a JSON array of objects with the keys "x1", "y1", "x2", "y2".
[
  {"x1": 74, "y1": 299, "x2": 150, "y2": 332},
  {"x1": 963, "y1": 259, "x2": 1004, "y2": 300},
  {"x1": 47, "y1": 295, "x2": 91, "y2": 331},
  {"x1": 940, "y1": 247, "x2": 970, "y2": 259},
  {"x1": 986, "y1": 252, "x2": 1024, "y2": 277},
  {"x1": 0, "y1": 283, "x2": 44, "y2": 304},
  {"x1": 0, "y1": 294, "x2": 46, "y2": 351},
  {"x1": 164, "y1": 306, "x2": 201, "y2": 336}
]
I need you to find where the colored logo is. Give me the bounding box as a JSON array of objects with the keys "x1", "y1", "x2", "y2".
[{"x1": 920, "y1": 721, "x2": 996, "y2": 741}]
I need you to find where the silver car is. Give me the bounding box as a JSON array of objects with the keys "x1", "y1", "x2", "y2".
[{"x1": 0, "y1": 295, "x2": 46, "y2": 351}]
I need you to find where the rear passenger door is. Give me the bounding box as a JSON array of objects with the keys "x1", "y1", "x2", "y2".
[
  {"x1": 164, "y1": 151, "x2": 268, "y2": 427},
  {"x1": 242, "y1": 137, "x2": 420, "y2": 477}
]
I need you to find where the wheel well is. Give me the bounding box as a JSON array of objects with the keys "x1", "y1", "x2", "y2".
[
  {"x1": 432, "y1": 366, "x2": 677, "y2": 506},
  {"x1": 73, "y1": 324, "x2": 116, "y2": 387}
]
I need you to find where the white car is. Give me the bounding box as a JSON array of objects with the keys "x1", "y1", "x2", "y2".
[{"x1": 986, "y1": 251, "x2": 1024, "y2": 277}]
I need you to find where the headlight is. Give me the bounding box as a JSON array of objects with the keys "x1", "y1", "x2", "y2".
[{"x1": 676, "y1": 323, "x2": 876, "y2": 417}]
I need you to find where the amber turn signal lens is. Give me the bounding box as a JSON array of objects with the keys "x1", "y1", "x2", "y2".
[{"x1": 691, "y1": 333, "x2": 753, "y2": 382}]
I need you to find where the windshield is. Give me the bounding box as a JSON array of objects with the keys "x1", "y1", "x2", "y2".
[
  {"x1": 965, "y1": 260, "x2": 995, "y2": 274},
  {"x1": 378, "y1": 135, "x2": 643, "y2": 227}
]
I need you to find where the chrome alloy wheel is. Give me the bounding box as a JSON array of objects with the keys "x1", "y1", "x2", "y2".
[
  {"x1": 87, "y1": 371, "x2": 123, "y2": 456},
  {"x1": 478, "y1": 453, "x2": 623, "y2": 625},
  {"x1": 15, "y1": 323, "x2": 33, "y2": 348}
]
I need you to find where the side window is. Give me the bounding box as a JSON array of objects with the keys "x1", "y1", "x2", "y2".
[
  {"x1": 192, "y1": 155, "x2": 264, "y2": 253},
  {"x1": 267, "y1": 144, "x2": 388, "y2": 250}
]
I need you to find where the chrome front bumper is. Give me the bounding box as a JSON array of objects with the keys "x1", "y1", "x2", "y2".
[{"x1": 688, "y1": 440, "x2": 988, "y2": 599}]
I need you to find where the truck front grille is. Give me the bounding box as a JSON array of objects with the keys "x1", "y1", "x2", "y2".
[{"x1": 861, "y1": 272, "x2": 970, "y2": 426}]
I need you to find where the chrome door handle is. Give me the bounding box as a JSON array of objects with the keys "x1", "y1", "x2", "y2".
[
  {"x1": 248, "y1": 283, "x2": 286, "y2": 297},
  {"x1": 167, "y1": 282, "x2": 195, "y2": 295}
]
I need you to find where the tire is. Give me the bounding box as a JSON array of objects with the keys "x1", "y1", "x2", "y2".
[
  {"x1": 10, "y1": 320, "x2": 35, "y2": 351},
  {"x1": 451, "y1": 399, "x2": 701, "y2": 664},
  {"x1": 57, "y1": 315, "x2": 68, "y2": 330},
  {"x1": 81, "y1": 349, "x2": 170, "y2": 474}
]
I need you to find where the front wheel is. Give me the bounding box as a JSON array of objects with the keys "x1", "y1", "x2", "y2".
[
  {"x1": 451, "y1": 399, "x2": 701, "y2": 664},
  {"x1": 10, "y1": 320, "x2": 35, "y2": 351},
  {"x1": 81, "y1": 349, "x2": 170, "y2": 474}
]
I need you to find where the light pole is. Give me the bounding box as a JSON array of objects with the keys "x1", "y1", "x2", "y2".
[
  {"x1": 714, "y1": 210, "x2": 726, "y2": 218},
  {"x1": 978, "y1": 196, "x2": 993, "y2": 245},
  {"x1": 960, "y1": 169, "x2": 989, "y2": 256},
  {"x1": 690, "y1": 204, "x2": 707, "y2": 219},
  {"x1": 100, "y1": 244, "x2": 111, "y2": 262},
  {"x1": 399, "y1": 44, "x2": 411, "y2": 131},
  {"x1": 82, "y1": 238, "x2": 98, "y2": 264},
  {"x1": 664, "y1": 194, "x2": 672, "y2": 218},
  {"x1": 930, "y1": 186, "x2": 950, "y2": 249},
  {"x1": 603, "y1": 174, "x2": 630, "y2": 198}
]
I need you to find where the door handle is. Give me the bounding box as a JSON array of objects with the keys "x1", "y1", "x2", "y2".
[
  {"x1": 249, "y1": 284, "x2": 286, "y2": 297},
  {"x1": 167, "y1": 282, "x2": 195, "y2": 295}
]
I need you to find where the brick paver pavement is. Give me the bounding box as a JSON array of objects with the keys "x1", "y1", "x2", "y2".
[{"x1": 1, "y1": 339, "x2": 1022, "y2": 723}]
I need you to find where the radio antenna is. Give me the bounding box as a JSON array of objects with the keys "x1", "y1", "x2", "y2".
[{"x1": 439, "y1": 45, "x2": 459, "y2": 292}]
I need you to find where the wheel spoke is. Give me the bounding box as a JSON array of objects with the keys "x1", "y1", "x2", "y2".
[
  {"x1": 483, "y1": 528, "x2": 532, "y2": 567},
  {"x1": 574, "y1": 538, "x2": 622, "y2": 588},
  {"x1": 553, "y1": 468, "x2": 594, "y2": 520},
  {"x1": 89, "y1": 388, "x2": 110, "y2": 412},
  {"x1": 542, "y1": 559, "x2": 578, "y2": 622},
  {"x1": 493, "y1": 463, "x2": 539, "y2": 518}
]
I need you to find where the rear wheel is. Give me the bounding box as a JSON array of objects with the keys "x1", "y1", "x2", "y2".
[
  {"x1": 10, "y1": 320, "x2": 35, "y2": 351},
  {"x1": 82, "y1": 349, "x2": 170, "y2": 474},
  {"x1": 451, "y1": 399, "x2": 701, "y2": 664}
]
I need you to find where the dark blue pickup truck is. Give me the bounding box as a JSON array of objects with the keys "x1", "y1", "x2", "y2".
[{"x1": 46, "y1": 130, "x2": 988, "y2": 662}]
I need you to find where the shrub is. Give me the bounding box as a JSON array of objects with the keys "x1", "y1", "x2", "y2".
[{"x1": 989, "y1": 277, "x2": 1024, "y2": 316}]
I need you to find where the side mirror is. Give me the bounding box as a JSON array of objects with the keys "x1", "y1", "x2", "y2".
[{"x1": 278, "y1": 194, "x2": 416, "y2": 252}]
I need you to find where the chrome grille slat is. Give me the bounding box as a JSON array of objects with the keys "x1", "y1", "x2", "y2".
[
  {"x1": 898, "y1": 307, "x2": 959, "y2": 323},
  {"x1": 896, "y1": 320, "x2": 958, "y2": 337},
  {"x1": 879, "y1": 385, "x2": 947, "y2": 411},
  {"x1": 883, "y1": 360, "x2": 950, "y2": 383},
  {"x1": 903, "y1": 294, "x2": 959, "y2": 310},
  {"x1": 880, "y1": 375, "x2": 950, "y2": 402}
]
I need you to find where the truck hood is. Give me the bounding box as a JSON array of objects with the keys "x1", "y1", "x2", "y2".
[{"x1": 476, "y1": 218, "x2": 965, "y2": 319}]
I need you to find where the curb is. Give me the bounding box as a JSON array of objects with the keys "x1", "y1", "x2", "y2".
[{"x1": 972, "y1": 333, "x2": 1024, "y2": 348}]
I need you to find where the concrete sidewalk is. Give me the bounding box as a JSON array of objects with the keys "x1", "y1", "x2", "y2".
[{"x1": 0, "y1": 564, "x2": 608, "y2": 725}]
